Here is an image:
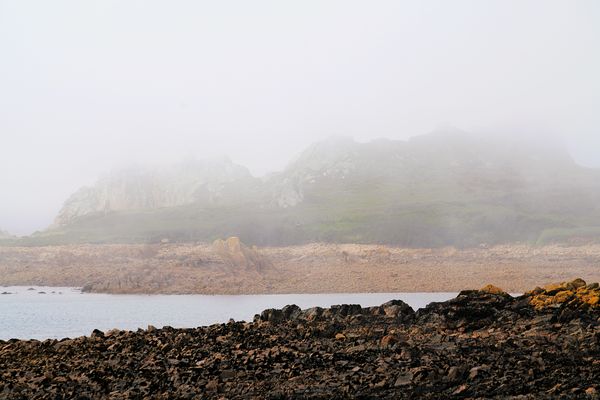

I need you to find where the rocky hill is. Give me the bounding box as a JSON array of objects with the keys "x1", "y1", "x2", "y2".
[
  {"x1": 53, "y1": 157, "x2": 259, "y2": 227},
  {"x1": 26, "y1": 130, "x2": 600, "y2": 247}
]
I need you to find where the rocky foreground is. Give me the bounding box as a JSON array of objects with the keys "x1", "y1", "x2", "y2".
[{"x1": 1, "y1": 280, "x2": 599, "y2": 399}]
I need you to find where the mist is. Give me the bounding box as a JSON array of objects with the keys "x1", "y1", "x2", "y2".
[{"x1": 1, "y1": 0, "x2": 599, "y2": 235}]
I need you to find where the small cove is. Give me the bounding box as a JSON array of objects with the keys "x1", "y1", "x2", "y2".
[{"x1": 0, "y1": 287, "x2": 458, "y2": 340}]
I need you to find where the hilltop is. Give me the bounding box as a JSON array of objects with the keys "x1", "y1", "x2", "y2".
[{"x1": 16, "y1": 130, "x2": 600, "y2": 247}]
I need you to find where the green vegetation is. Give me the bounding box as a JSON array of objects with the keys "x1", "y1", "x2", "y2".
[{"x1": 8, "y1": 132, "x2": 600, "y2": 248}]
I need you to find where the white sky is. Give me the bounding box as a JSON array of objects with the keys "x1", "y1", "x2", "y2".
[{"x1": 1, "y1": 0, "x2": 599, "y2": 235}]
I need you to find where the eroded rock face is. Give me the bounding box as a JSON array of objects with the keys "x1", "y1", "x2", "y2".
[
  {"x1": 1, "y1": 282, "x2": 599, "y2": 399},
  {"x1": 53, "y1": 158, "x2": 257, "y2": 226}
]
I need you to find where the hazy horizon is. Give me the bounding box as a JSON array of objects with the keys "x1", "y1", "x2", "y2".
[{"x1": 2, "y1": 0, "x2": 600, "y2": 235}]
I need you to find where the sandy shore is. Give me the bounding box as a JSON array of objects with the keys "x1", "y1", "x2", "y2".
[{"x1": 1, "y1": 242, "x2": 600, "y2": 294}]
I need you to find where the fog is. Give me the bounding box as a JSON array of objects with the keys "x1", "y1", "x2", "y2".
[{"x1": 0, "y1": 0, "x2": 599, "y2": 235}]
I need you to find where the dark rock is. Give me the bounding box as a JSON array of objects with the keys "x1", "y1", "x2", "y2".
[
  {"x1": 468, "y1": 365, "x2": 488, "y2": 380},
  {"x1": 302, "y1": 307, "x2": 324, "y2": 321},
  {"x1": 394, "y1": 372, "x2": 413, "y2": 387},
  {"x1": 90, "y1": 329, "x2": 104, "y2": 338},
  {"x1": 281, "y1": 304, "x2": 301, "y2": 320},
  {"x1": 446, "y1": 366, "x2": 465, "y2": 381},
  {"x1": 260, "y1": 308, "x2": 284, "y2": 323},
  {"x1": 0, "y1": 283, "x2": 598, "y2": 399}
]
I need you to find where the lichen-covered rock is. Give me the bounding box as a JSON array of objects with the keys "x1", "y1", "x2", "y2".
[
  {"x1": 479, "y1": 284, "x2": 508, "y2": 296},
  {"x1": 526, "y1": 278, "x2": 600, "y2": 310}
]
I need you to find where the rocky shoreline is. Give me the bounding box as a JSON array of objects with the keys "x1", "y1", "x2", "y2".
[
  {"x1": 1, "y1": 279, "x2": 599, "y2": 399},
  {"x1": 2, "y1": 243, "x2": 600, "y2": 295}
]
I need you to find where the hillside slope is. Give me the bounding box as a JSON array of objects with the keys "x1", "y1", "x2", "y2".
[{"x1": 23, "y1": 130, "x2": 600, "y2": 247}]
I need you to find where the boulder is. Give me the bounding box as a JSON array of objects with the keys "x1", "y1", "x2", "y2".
[
  {"x1": 527, "y1": 278, "x2": 600, "y2": 311},
  {"x1": 212, "y1": 237, "x2": 271, "y2": 270},
  {"x1": 479, "y1": 284, "x2": 507, "y2": 296}
]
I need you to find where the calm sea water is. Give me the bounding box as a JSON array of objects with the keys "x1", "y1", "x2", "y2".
[{"x1": 0, "y1": 287, "x2": 457, "y2": 340}]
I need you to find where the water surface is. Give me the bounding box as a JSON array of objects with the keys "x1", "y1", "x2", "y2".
[{"x1": 0, "y1": 287, "x2": 457, "y2": 340}]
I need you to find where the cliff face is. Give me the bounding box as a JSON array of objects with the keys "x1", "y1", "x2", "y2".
[{"x1": 54, "y1": 158, "x2": 259, "y2": 226}]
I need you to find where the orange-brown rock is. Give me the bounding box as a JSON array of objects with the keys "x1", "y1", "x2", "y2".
[
  {"x1": 526, "y1": 278, "x2": 600, "y2": 310},
  {"x1": 542, "y1": 282, "x2": 567, "y2": 295},
  {"x1": 479, "y1": 284, "x2": 507, "y2": 295}
]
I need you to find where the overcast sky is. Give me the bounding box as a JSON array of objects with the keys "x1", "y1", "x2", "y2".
[{"x1": 1, "y1": 0, "x2": 599, "y2": 235}]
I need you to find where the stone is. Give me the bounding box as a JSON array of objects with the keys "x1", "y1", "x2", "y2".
[
  {"x1": 394, "y1": 372, "x2": 413, "y2": 387},
  {"x1": 587, "y1": 282, "x2": 599, "y2": 290},
  {"x1": 544, "y1": 283, "x2": 567, "y2": 295},
  {"x1": 380, "y1": 333, "x2": 406, "y2": 348},
  {"x1": 90, "y1": 329, "x2": 104, "y2": 338},
  {"x1": 479, "y1": 284, "x2": 507, "y2": 295},
  {"x1": 281, "y1": 304, "x2": 302, "y2": 320},
  {"x1": 0, "y1": 281, "x2": 598, "y2": 399},
  {"x1": 554, "y1": 290, "x2": 574, "y2": 303},
  {"x1": 453, "y1": 384, "x2": 469, "y2": 395},
  {"x1": 447, "y1": 366, "x2": 463, "y2": 381},
  {"x1": 571, "y1": 278, "x2": 587, "y2": 289},
  {"x1": 212, "y1": 237, "x2": 271, "y2": 270},
  {"x1": 587, "y1": 296, "x2": 600, "y2": 306},
  {"x1": 468, "y1": 366, "x2": 487, "y2": 380},
  {"x1": 302, "y1": 307, "x2": 323, "y2": 321},
  {"x1": 380, "y1": 334, "x2": 397, "y2": 348},
  {"x1": 205, "y1": 379, "x2": 219, "y2": 392},
  {"x1": 220, "y1": 370, "x2": 236, "y2": 380},
  {"x1": 260, "y1": 308, "x2": 283, "y2": 323}
]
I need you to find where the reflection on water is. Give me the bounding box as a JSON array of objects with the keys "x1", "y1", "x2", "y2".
[{"x1": 0, "y1": 287, "x2": 457, "y2": 340}]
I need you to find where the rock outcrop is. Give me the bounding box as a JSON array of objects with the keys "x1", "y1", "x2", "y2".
[
  {"x1": 1, "y1": 280, "x2": 599, "y2": 399},
  {"x1": 212, "y1": 237, "x2": 271, "y2": 271},
  {"x1": 526, "y1": 278, "x2": 600, "y2": 310},
  {"x1": 53, "y1": 158, "x2": 258, "y2": 226}
]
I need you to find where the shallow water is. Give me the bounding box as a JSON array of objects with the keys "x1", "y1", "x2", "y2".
[{"x1": 0, "y1": 287, "x2": 457, "y2": 340}]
